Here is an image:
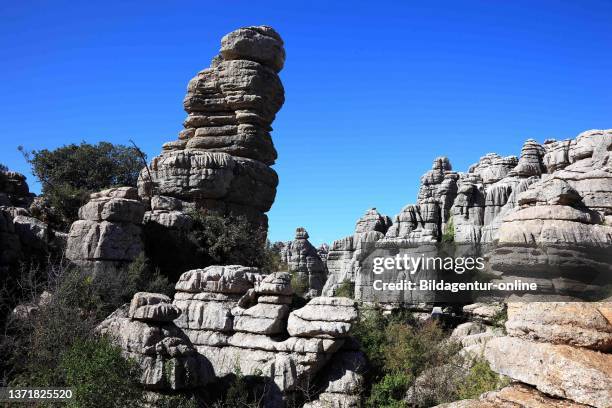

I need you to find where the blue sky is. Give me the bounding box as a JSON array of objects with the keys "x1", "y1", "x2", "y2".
[{"x1": 1, "y1": 1, "x2": 611, "y2": 245}]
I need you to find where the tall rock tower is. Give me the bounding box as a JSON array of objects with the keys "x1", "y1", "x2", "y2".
[{"x1": 139, "y1": 26, "x2": 285, "y2": 229}]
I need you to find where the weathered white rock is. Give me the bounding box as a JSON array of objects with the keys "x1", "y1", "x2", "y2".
[
  {"x1": 484, "y1": 336, "x2": 612, "y2": 407},
  {"x1": 232, "y1": 302, "x2": 289, "y2": 334},
  {"x1": 174, "y1": 265, "x2": 260, "y2": 294},
  {"x1": 129, "y1": 292, "x2": 180, "y2": 322},
  {"x1": 505, "y1": 302, "x2": 612, "y2": 351},
  {"x1": 97, "y1": 305, "x2": 210, "y2": 390},
  {"x1": 287, "y1": 297, "x2": 357, "y2": 338},
  {"x1": 255, "y1": 271, "x2": 293, "y2": 296},
  {"x1": 433, "y1": 383, "x2": 591, "y2": 407}
]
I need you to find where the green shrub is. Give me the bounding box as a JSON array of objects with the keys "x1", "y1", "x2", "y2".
[
  {"x1": 492, "y1": 306, "x2": 508, "y2": 331},
  {"x1": 457, "y1": 357, "x2": 508, "y2": 400},
  {"x1": 290, "y1": 272, "x2": 309, "y2": 297},
  {"x1": 60, "y1": 337, "x2": 144, "y2": 407},
  {"x1": 189, "y1": 211, "x2": 269, "y2": 267},
  {"x1": 352, "y1": 307, "x2": 388, "y2": 376},
  {"x1": 354, "y1": 307, "x2": 466, "y2": 408},
  {"x1": 366, "y1": 373, "x2": 410, "y2": 408},
  {"x1": 20, "y1": 142, "x2": 142, "y2": 230},
  {"x1": 441, "y1": 217, "x2": 455, "y2": 243},
  {"x1": 335, "y1": 279, "x2": 355, "y2": 299},
  {"x1": 89, "y1": 253, "x2": 173, "y2": 319}
]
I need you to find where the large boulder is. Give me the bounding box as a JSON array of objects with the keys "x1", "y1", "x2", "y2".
[
  {"x1": 97, "y1": 303, "x2": 210, "y2": 391},
  {"x1": 484, "y1": 336, "x2": 612, "y2": 407},
  {"x1": 281, "y1": 228, "x2": 326, "y2": 295},
  {"x1": 65, "y1": 187, "x2": 145, "y2": 274},
  {"x1": 505, "y1": 302, "x2": 612, "y2": 352},
  {"x1": 287, "y1": 297, "x2": 357, "y2": 338}
]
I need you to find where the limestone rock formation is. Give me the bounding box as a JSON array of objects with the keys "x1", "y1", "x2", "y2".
[
  {"x1": 322, "y1": 208, "x2": 390, "y2": 296},
  {"x1": 66, "y1": 187, "x2": 145, "y2": 274},
  {"x1": 0, "y1": 169, "x2": 35, "y2": 208},
  {"x1": 138, "y1": 25, "x2": 285, "y2": 229},
  {"x1": 101, "y1": 265, "x2": 360, "y2": 405},
  {"x1": 323, "y1": 128, "x2": 612, "y2": 300},
  {"x1": 479, "y1": 301, "x2": 612, "y2": 408},
  {"x1": 484, "y1": 336, "x2": 611, "y2": 407},
  {"x1": 97, "y1": 303, "x2": 209, "y2": 391},
  {"x1": 434, "y1": 383, "x2": 591, "y2": 407},
  {"x1": 280, "y1": 227, "x2": 327, "y2": 295}
]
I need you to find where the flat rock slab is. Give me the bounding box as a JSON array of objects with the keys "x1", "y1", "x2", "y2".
[
  {"x1": 484, "y1": 336, "x2": 612, "y2": 407},
  {"x1": 506, "y1": 302, "x2": 612, "y2": 351}
]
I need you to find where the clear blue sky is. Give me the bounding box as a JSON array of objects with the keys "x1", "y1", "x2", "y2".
[{"x1": 1, "y1": 1, "x2": 611, "y2": 246}]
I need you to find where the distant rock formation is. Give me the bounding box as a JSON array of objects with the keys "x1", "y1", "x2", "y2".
[
  {"x1": 138, "y1": 26, "x2": 285, "y2": 230},
  {"x1": 323, "y1": 129, "x2": 612, "y2": 299},
  {"x1": 280, "y1": 227, "x2": 327, "y2": 295},
  {"x1": 65, "y1": 187, "x2": 145, "y2": 274},
  {"x1": 0, "y1": 169, "x2": 35, "y2": 208},
  {"x1": 99, "y1": 266, "x2": 361, "y2": 406},
  {"x1": 322, "y1": 208, "x2": 391, "y2": 296},
  {"x1": 0, "y1": 169, "x2": 55, "y2": 272}
]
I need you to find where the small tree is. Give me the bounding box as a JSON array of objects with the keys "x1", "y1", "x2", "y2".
[
  {"x1": 60, "y1": 337, "x2": 144, "y2": 407},
  {"x1": 20, "y1": 142, "x2": 143, "y2": 230}
]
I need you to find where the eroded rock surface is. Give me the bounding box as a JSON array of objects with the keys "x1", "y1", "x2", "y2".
[
  {"x1": 66, "y1": 187, "x2": 145, "y2": 274},
  {"x1": 138, "y1": 25, "x2": 285, "y2": 230},
  {"x1": 281, "y1": 227, "x2": 327, "y2": 295}
]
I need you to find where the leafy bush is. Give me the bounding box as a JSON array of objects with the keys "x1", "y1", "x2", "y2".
[
  {"x1": 457, "y1": 357, "x2": 509, "y2": 399},
  {"x1": 335, "y1": 279, "x2": 355, "y2": 299},
  {"x1": 354, "y1": 308, "x2": 469, "y2": 408},
  {"x1": 88, "y1": 253, "x2": 174, "y2": 319},
  {"x1": 189, "y1": 211, "x2": 269, "y2": 267},
  {"x1": 145, "y1": 210, "x2": 279, "y2": 281},
  {"x1": 367, "y1": 373, "x2": 410, "y2": 408},
  {"x1": 290, "y1": 272, "x2": 309, "y2": 297},
  {"x1": 60, "y1": 337, "x2": 144, "y2": 407},
  {"x1": 1, "y1": 255, "x2": 171, "y2": 386},
  {"x1": 155, "y1": 394, "x2": 199, "y2": 408},
  {"x1": 442, "y1": 217, "x2": 455, "y2": 243},
  {"x1": 20, "y1": 142, "x2": 143, "y2": 230}
]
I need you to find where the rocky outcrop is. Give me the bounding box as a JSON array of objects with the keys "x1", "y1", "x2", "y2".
[
  {"x1": 480, "y1": 302, "x2": 612, "y2": 408},
  {"x1": 322, "y1": 208, "x2": 390, "y2": 296},
  {"x1": 323, "y1": 128, "x2": 612, "y2": 300},
  {"x1": 100, "y1": 266, "x2": 359, "y2": 405},
  {"x1": 504, "y1": 302, "x2": 612, "y2": 351},
  {"x1": 281, "y1": 228, "x2": 327, "y2": 295},
  {"x1": 434, "y1": 383, "x2": 591, "y2": 407},
  {"x1": 66, "y1": 187, "x2": 145, "y2": 274},
  {"x1": 97, "y1": 301, "x2": 209, "y2": 391},
  {"x1": 0, "y1": 169, "x2": 35, "y2": 208},
  {"x1": 138, "y1": 26, "x2": 285, "y2": 230}
]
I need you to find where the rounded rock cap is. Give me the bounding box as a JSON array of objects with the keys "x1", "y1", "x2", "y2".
[{"x1": 220, "y1": 25, "x2": 285, "y2": 72}]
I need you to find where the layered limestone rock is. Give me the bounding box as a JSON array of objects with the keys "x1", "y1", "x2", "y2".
[
  {"x1": 434, "y1": 383, "x2": 591, "y2": 408},
  {"x1": 323, "y1": 128, "x2": 612, "y2": 300},
  {"x1": 280, "y1": 227, "x2": 327, "y2": 295},
  {"x1": 97, "y1": 299, "x2": 209, "y2": 391},
  {"x1": 504, "y1": 302, "x2": 612, "y2": 352},
  {"x1": 322, "y1": 209, "x2": 390, "y2": 296},
  {"x1": 302, "y1": 346, "x2": 366, "y2": 408},
  {"x1": 481, "y1": 302, "x2": 612, "y2": 408},
  {"x1": 66, "y1": 187, "x2": 145, "y2": 274},
  {"x1": 489, "y1": 176, "x2": 612, "y2": 299},
  {"x1": 101, "y1": 265, "x2": 360, "y2": 404},
  {"x1": 172, "y1": 266, "x2": 358, "y2": 403},
  {"x1": 138, "y1": 26, "x2": 285, "y2": 229},
  {"x1": 0, "y1": 169, "x2": 53, "y2": 270},
  {"x1": 0, "y1": 169, "x2": 35, "y2": 208}
]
